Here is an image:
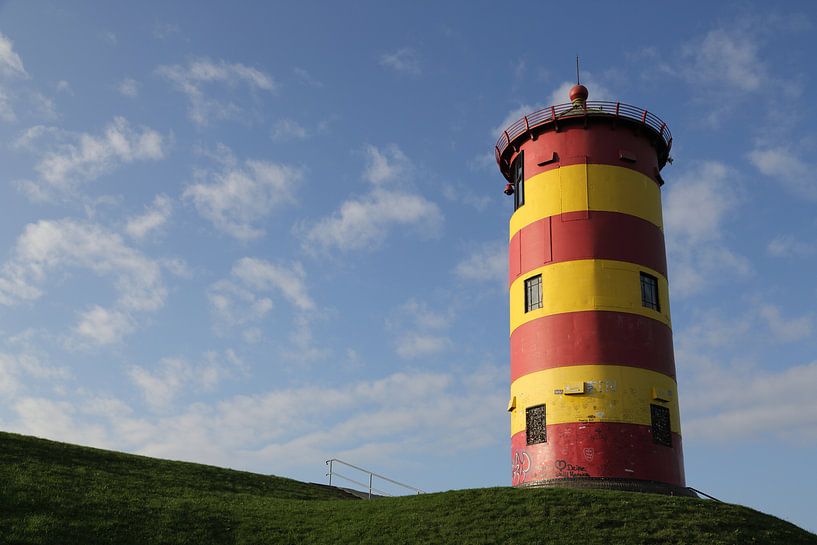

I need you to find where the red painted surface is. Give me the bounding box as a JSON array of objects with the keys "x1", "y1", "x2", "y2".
[
  {"x1": 510, "y1": 423, "x2": 685, "y2": 487},
  {"x1": 509, "y1": 211, "x2": 667, "y2": 285},
  {"x1": 509, "y1": 123, "x2": 661, "y2": 183},
  {"x1": 510, "y1": 311, "x2": 675, "y2": 381}
]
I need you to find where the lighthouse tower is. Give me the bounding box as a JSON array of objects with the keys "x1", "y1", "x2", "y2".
[{"x1": 496, "y1": 84, "x2": 687, "y2": 494}]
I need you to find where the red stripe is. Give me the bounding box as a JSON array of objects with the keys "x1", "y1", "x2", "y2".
[
  {"x1": 510, "y1": 423, "x2": 685, "y2": 487},
  {"x1": 510, "y1": 311, "x2": 675, "y2": 381},
  {"x1": 513, "y1": 123, "x2": 661, "y2": 183},
  {"x1": 509, "y1": 211, "x2": 667, "y2": 286}
]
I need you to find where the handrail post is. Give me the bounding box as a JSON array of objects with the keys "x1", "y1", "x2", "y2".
[
  {"x1": 328, "y1": 459, "x2": 333, "y2": 487},
  {"x1": 368, "y1": 473, "x2": 373, "y2": 499}
]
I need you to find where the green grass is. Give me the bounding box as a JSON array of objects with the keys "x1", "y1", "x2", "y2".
[{"x1": 1, "y1": 431, "x2": 814, "y2": 545}]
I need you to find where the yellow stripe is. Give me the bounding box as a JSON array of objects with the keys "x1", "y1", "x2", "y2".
[
  {"x1": 509, "y1": 164, "x2": 663, "y2": 240},
  {"x1": 509, "y1": 364, "x2": 681, "y2": 435},
  {"x1": 510, "y1": 259, "x2": 670, "y2": 334}
]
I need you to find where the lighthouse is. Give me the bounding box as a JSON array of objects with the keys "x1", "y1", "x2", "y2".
[{"x1": 497, "y1": 83, "x2": 687, "y2": 494}]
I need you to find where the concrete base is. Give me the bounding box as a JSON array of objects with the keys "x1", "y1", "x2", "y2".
[{"x1": 517, "y1": 477, "x2": 698, "y2": 497}]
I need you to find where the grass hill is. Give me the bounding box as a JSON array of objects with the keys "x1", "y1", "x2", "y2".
[{"x1": 1, "y1": 431, "x2": 814, "y2": 545}]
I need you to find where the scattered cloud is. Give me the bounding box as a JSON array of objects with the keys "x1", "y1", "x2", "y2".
[
  {"x1": 271, "y1": 119, "x2": 308, "y2": 141},
  {"x1": 129, "y1": 351, "x2": 243, "y2": 411},
  {"x1": 14, "y1": 117, "x2": 167, "y2": 201},
  {"x1": 442, "y1": 183, "x2": 492, "y2": 212},
  {"x1": 683, "y1": 359, "x2": 817, "y2": 442},
  {"x1": 156, "y1": 58, "x2": 275, "y2": 125},
  {"x1": 208, "y1": 258, "x2": 315, "y2": 344},
  {"x1": 183, "y1": 145, "x2": 301, "y2": 240},
  {"x1": 379, "y1": 47, "x2": 421, "y2": 76},
  {"x1": 4, "y1": 365, "x2": 506, "y2": 476},
  {"x1": 664, "y1": 161, "x2": 750, "y2": 296},
  {"x1": 678, "y1": 27, "x2": 766, "y2": 93},
  {"x1": 301, "y1": 144, "x2": 442, "y2": 252},
  {"x1": 767, "y1": 235, "x2": 815, "y2": 258},
  {"x1": 388, "y1": 299, "x2": 452, "y2": 360},
  {"x1": 153, "y1": 22, "x2": 181, "y2": 40},
  {"x1": 293, "y1": 67, "x2": 323, "y2": 88},
  {"x1": 758, "y1": 305, "x2": 813, "y2": 343},
  {"x1": 0, "y1": 352, "x2": 69, "y2": 397},
  {"x1": 117, "y1": 77, "x2": 139, "y2": 98},
  {"x1": 748, "y1": 146, "x2": 817, "y2": 202},
  {"x1": 0, "y1": 219, "x2": 169, "y2": 344},
  {"x1": 74, "y1": 306, "x2": 134, "y2": 345},
  {"x1": 0, "y1": 32, "x2": 28, "y2": 78},
  {"x1": 454, "y1": 241, "x2": 506, "y2": 285},
  {"x1": 125, "y1": 194, "x2": 172, "y2": 240}
]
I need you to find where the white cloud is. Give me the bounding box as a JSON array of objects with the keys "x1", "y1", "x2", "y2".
[
  {"x1": 748, "y1": 147, "x2": 817, "y2": 202},
  {"x1": 293, "y1": 67, "x2": 323, "y2": 88},
  {"x1": 0, "y1": 219, "x2": 168, "y2": 343},
  {"x1": 679, "y1": 27, "x2": 766, "y2": 93},
  {"x1": 388, "y1": 299, "x2": 452, "y2": 360},
  {"x1": 129, "y1": 351, "x2": 242, "y2": 411},
  {"x1": 0, "y1": 87, "x2": 14, "y2": 122},
  {"x1": 230, "y1": 258, "x2": 314, "y2": 311},
  {"x1": 0, "y1": 32, "x2": 27, "y2": 78},
  {"x1": 0, "y1": 352, "x2": 69, "y2": 397},
  {"x1": 395, "y1": 333, "x2": 451, "y2": 359},
  {"x1": 208, "y1": 258, "x2": 314, "y2": 343},
  {"x1": 758, "y1": 305, "x2": 813, "y2": 343},
  {"x1": 184, "y1": 148, "x2": 301, "y2": 240},
  {"x1": 126, "y1": 194, "x2": 172, "y2": 240},
  {"x1": 379, "y1": 47, "x2": 421, "y2": 76},
  {"x1": 664, "y1": 161, "x2": 750, "y2": 296},
  {"x1": 455, "y1": 241, "x2": 506, "y2": 285},
  {"x1": 271, "y1": 119, "x2": 308, "y2": 141},
  {"x1": 363, "y1": 144, "x2": 409, "y2": 185},
  {"x1": 74, "y1": 306, "x2": 133, "y2": 345},
  {"x1": 5, "y1": 365, "x2": 506, "y2": 477},
  {"x1": 302, "y1": 144, "x2": 441, "y2": 252},
  {"x1": 14, "y1": 117, "x2": 167, "y2": 201},
  {"x1": 304, "y1": 188, "x2": 442, "y2": 252},
  {"x1": 767, "y1": 235, "x2": 815, "y2": 258},
  {"x1": 682, "y1": 360, "x2": 817, "y2": 442},
  {"x1": 156, "y1": 58, "x2": 275, "y2": 125},
  {"x1": 118, "y1": 77, "x2": 139, "y2": 98}
]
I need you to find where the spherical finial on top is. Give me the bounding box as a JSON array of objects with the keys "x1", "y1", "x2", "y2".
[{"x1": 569, "y1": 84, "x2": 589, "y2": 103}]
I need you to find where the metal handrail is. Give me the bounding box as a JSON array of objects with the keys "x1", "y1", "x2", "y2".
[
  {"x1": 325, "y1": 458, "x2": 425, "y2": 499},
  {"x1": 495, "y1": 100, "x2": 672, "y2": 170}
]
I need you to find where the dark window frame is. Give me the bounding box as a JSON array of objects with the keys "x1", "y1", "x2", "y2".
[
  {"x1": 526, "y1": 404, "x2": 547, "y2": 445},
  {"x1": 640, "y1": 272, "x2": 660, "y2": 312},
  {"x1": 524, "y1": 274, "x2": 542, "y2": 312},
  {"x1": 512, "y1": 151, "x2": 524, "y2": 210}
]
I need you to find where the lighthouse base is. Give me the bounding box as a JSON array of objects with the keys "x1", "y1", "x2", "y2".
[{"x1": 516, "y1": 477, "x2": 697, "y2": 497}]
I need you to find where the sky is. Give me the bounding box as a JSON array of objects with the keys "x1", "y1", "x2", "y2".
[{"x1": 1, "y1": 0, "x2": 816, "y2": 532}]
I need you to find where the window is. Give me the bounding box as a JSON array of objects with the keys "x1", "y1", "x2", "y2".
[
  {"x1": 512, "y1": 151, "x2": 524, "y2": 210},
  {"x1": 526, "y1": 404, "x2": 547, "y2": 445},
  {"x1": 524, "y1": 274, "x2": 542, "y2": 312},
  {"x1": 650, "y1": 404, "x2": 672, "y2": 447},
  {"x1": 640, "y1": 272, "x2": 660, "y2": 311}
]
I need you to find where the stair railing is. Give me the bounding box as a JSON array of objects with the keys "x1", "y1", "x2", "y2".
[{"x1": 325, "y1": 458, "x2": 425, "y2": 499}]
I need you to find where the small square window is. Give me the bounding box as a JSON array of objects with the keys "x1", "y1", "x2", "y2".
[
  {"x1": 640, "y1": 272, "x2": 660, "y2": 311},
  {"x1": 650, "y1": 404, "x2": 672, "y2": 447},
  {"x1": 526, "y1": 404, "x2": 546, "y2": 445},
  {"x1": 512, "y1": 152, "x2": 524, "y2": 210},
  {"x1": 525, "y1": 274, "x2": 542, "y2": 312}
]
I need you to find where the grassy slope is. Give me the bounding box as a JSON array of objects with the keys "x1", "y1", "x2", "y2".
[{"x1": 1, "y1": 431, "x2": 815, "y2": 545}]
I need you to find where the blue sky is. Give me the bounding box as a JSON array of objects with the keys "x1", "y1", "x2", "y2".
[{"x1": 1, "y1": 0, "x2": 816, "y2": 532}]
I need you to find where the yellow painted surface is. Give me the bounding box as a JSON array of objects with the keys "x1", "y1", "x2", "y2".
[
  {"x1": 509, "y1": 164, "x2": 664, "y2": 240},
  {"x1": 509, "y1": 364, "x2": 681, "y2": 435},
  {"x1": 509, "y1": 259, "x2": 670, "y2": 334}
]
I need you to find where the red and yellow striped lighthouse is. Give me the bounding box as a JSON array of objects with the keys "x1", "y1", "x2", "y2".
[{"x1": 496, "y1": 84, "x2": 687, "y2": 494}]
